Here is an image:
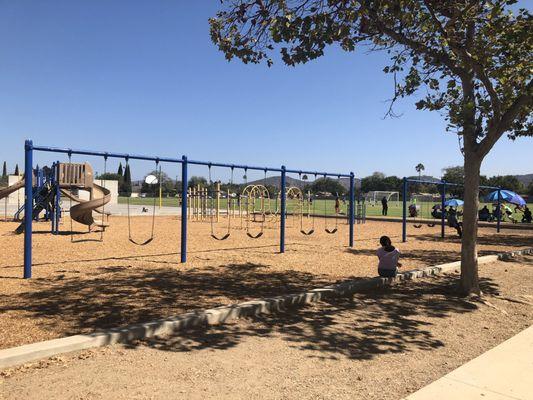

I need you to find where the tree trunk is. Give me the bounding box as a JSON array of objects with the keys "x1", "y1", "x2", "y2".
[{"x1": 460, "y1": 149, "x2": 483, "y2": 296}]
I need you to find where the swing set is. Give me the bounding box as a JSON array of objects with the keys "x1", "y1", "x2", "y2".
[
  {"x1": 401, "y1": 177, "x2": 505, "y2": 243},
  {"x1": 20, "y1": 140, "x2": 356, "y2": 279}
]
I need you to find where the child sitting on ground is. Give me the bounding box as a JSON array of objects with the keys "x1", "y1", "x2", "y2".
[{"x1": 376, "y1": 236, "x2": 402, "y2": 278}]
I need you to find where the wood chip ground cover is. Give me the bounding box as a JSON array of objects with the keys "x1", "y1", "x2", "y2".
[
  {"x1": 0, "y1": 216, "x2": 531, "y2": 349},
  {"x1": 1, "y1": 256, "x2": 532, "y2": 400}
]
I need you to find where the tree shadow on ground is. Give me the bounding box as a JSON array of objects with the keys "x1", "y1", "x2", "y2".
[
  {"x1": 1, "y1": 244, "x2": 302, "y2": 269},
  {"x1": 345, "y1": 247, "x2": 472, "y2": 266},
  {"x1": 0, "y1": 263, "x2": 338, "y2": 340},
  {"x1": 414, "y1": 233, "x2": 533, "y2": 248},
  {"x1": 500, "y1": 255, "x2": 533, "y2": 266},
  {"x1": 1, "y1": 260, "x2": 500, "y2": 361},
  {"x1": 140, "y1": 275, "x2": 500, "y2": 361},
  {"x1": 347, "y1": 232, "x2": 532, "y2": 266}
]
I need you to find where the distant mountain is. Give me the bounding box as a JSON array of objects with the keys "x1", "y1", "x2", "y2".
[
  {"x1": 247, "y1": 176, "x2": 304, "y2": 189},
  {"x1": 248, "y1": 176, "x2": 361, "y2": 190},
  {"x1": 514, "y1": 174, "x2": 533, "y2": 186}
]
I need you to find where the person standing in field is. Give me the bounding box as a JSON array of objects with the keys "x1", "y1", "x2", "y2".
[
  {"x1": 381, "y1": 196, "x2": 388, "y2": 216},
  {"x1": 334, "y1": 196, "x2": 341, "y2": 214}
]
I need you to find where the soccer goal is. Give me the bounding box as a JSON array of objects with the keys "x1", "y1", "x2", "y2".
[{"x1": 364, "y1": 191, "x2": 400, "y2": 206}]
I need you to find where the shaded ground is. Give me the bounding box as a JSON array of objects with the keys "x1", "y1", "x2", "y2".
[
  {"x1": 1, "y1": 257, "x2": 532, "y2": 400},
  {"x1": 0, "y1": 216, "x2": 531, "y2": 348}
]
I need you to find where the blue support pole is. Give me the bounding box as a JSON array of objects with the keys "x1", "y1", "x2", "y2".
[
  {"x1": 496, "y1": 188, "x2": 501, "y2": 233},
  {"x1": 54, "y1": 161, "x2": 61, "y2": 234},
  {"x1": 23, "y1": 140, "x2": 33, "y2": 279},
  {"x1": 349, "y1": 172, "x2": 355, "y2": 247},
  {"x1": 402, "y1": 177, "x2": 407, "y2": 243},
  {"x1": 441, "y1": 180, "x2": 446, "y2": 239},
  {"x1": 180, "y1": 156, "x2": 188, "y2": 263},
  {"x1": 280, "y1": 166, "x2": 286, "y2": 254},
  {"x1": 50, "y1": 162, "x2": 55, "y2": 233}
]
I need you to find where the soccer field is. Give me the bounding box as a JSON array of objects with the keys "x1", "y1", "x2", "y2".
[{"x1": 119, "y1": 196, "x2": 527, "y2": 222}]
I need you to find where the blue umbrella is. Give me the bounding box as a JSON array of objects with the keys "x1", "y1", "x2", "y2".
[
  {"x1": 445, "y1": 199, "x2": 464, "y2": 207},
  {"x1": 509, "y1": 193, "x2": 526, "y2": 207},
  {"x1": 486, "y1": 190, "x2": 526, "y2": 206}
]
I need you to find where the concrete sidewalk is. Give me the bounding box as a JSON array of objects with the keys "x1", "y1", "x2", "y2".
[{"x1": 405, "y1": 325, "x2": 533, "y2": 400}]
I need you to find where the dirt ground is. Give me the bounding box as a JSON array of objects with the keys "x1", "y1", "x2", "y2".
[
  {"x1": 1, "y1": 256, "x2": 532, "y2": 400},
  {"x1": 0, "y1": 216, "x2": 532, "y2": 349}
]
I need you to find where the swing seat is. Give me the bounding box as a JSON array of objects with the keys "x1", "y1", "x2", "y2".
[
  {"x1": 427, "y1": 223, "x2": 436, "y2": 227},
  {"x1": 325, "y1": 228, "x2": 338, "y2": 234},
  {"x1": 413, "y1": 224, "x2": 423, "y2": 229},
  {"x1": 300, "y1": 229, "x2": 315, "y2": 236},
  {"x1": 247, "y1": 231, "x2": 263, "y2": 239},
  {"x1": 129, "y1": 237, "x2": 154, "y2": 246},
  {"x1": 211, "y1": 233, "x2": 230, "y2": 241}
]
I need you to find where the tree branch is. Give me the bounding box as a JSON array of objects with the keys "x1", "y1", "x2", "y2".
[
  {"x1": 366, "y1": 8, "x2": 465, "y2": 78},
  {"x1": 477, "y1": 80, "x2": 533, "y2": 157}
]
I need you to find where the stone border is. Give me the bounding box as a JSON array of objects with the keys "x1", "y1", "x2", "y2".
[{"x1": 1, "y1": 248, "x2": 531, "y2": 369}]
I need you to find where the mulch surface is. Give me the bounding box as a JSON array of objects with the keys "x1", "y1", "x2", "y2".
[
  {"x1": 1, "y1": 256, "x2": 532, "y2": 400},
  {"x1": 0, "y1": 216, "x2": 532, "y2": 349}
]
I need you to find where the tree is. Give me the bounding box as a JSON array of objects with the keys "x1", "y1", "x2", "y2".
[
  {"x1": 210, "y1": 1, "x2": 532, "y2": 295},
  {"x1": 442, "y1": 166, "x2": 493, "y2": 197},
  {"x1": 117, "y1": 163, "x2": 123, "y2": 177},
  {"x1": 309, "y1": 177, "x2": 347, "y2": 196},
  {"x1": 487, "y1": 175, "x2": 525, "y2": 193},
  {"x1": 96, "y1": 172, "x2": 123, "y2": 181},
  {"x1": 0, "y1": 161, "x2": 6, "y2": 186},
  {"x1": 360, "y1": 171, "x2": 387, "y2": 192},
  {"x1": 14, "y1": 164, "x2": 19, "y2": 176},
  {"x1": 141, "y1": 170, "x2": 176, "y2": 196},
  {"x1": 121, "y1": 164, "x2": 132, "y2": 196},
  {"x1": 528, "y1": 182, "x2": 533, "y2": 198},
  {"x1": 442, "y1": 165, "x2": 465, "y2": 197},
  {"x1": 415, "y1": 163, "x2": 425, "y2": 181},
  {"x1": 188, "y1": 176, "x2": 208, "y2": 189}
]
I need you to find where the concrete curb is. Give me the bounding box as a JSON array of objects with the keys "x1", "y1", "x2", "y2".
[{"x1": 1, "y1": 247, "x2": 532, "y2": 369}]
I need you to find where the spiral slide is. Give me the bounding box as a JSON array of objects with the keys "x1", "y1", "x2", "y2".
[{"x1": 63, "y1": 183, "x2": 111, "y2": 229}]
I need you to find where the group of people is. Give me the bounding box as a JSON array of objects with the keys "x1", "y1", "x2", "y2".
[
  {"x1": 376, "y1": 204, "x2": 531, "y2": 279},
  {"x1": 479, "y1": 204, "x2": 531, "y2": 223}
]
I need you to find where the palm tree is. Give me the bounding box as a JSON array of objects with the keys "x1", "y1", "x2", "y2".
[{"x1": 415, "y1": 163, "x2": 425, "y2": 181}]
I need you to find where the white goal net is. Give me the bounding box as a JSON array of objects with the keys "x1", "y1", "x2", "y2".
[{"x1": 364, "y1": 191, "x2": 400, "y2": 206}]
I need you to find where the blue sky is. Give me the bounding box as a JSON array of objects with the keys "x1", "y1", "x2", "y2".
[{"x1": 1, "y1": 1, "x2": 531, "y2": 181}]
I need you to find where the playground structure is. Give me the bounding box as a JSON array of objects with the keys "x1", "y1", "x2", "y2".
[
  {"x1": 0, "y1": 162, "x2": 111, "y2": 235},
  {"x1": 401, "y1": 177, "x2": 505, "y2": 242},
  {"x1": 20, "y1": 140, "x2": 357, "y2": 279}
]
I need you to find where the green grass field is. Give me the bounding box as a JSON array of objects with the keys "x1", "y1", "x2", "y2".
[{"x1": 118, "y1": 197, "x2": 526, "y2": 221}]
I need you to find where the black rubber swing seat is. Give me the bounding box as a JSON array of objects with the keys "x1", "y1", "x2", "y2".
[
  {"x1": 247, "y1": 232, "x2": 264, "y2": 239},
  {"x1": 325, "y1": 228, "x2": 338, "y2": 234},
  {"x1": 211, "y1": 233, "x2": 230, "y2": 241},
  {"x1": 129, "y1": 237, "x2": 154, "y2": 246},
  {"x1": 427, "y1": 223, "x2": 436, "y2": 227},
  {"x1": 412, "y1": 224, "x2": 423, "y2": 229},
  {"x1": 300, "y1": 229, "x2": 315, "y2": 236}
]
